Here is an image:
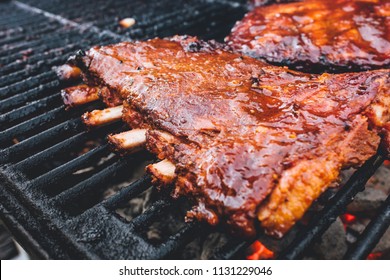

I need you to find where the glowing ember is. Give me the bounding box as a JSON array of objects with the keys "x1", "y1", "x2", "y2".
[
  {"x1": 341, "y1": 213, "x2": 356, "y2": 224},
  {"x1": 384, "y1": 160, "x2": 390, "y2": 166},
  {"x1": 367, "y1": 252, "x2": 383, "y2": 260},
  {"x1": 246, "y1": 240, "x2": 274, "y2": 260}
]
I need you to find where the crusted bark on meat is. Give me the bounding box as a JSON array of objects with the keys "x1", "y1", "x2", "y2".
[
  {"x1": 226, "y1": 0, "x2": 390, "y2": 73},
  {"x1": 73, "y1": 36, "x2": 390, "y2": 238},
  {"x1": 258, "y1": 115, "x2": 380, "y2": 237}
]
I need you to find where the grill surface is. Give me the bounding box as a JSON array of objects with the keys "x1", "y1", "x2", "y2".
[{"x1": 0, "y1": 0, "x2": 389, "y2": 259}]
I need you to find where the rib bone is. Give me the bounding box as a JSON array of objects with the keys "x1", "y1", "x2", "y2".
[
  {"x1": 61, "y1": 85, "x2": 100, "y2": 108},
  {"x1": 108, "y1": 129, "x2": 147, "y2": 153},
  {"x1": 82, "y1": 105, "x2": 123, "y2": 127},
  {"x1": 55, "y1": 64, "x2": 81, "y2": 81},
  {"x1": 147, "y1": 159, "x2": 176, "y2": 185}
]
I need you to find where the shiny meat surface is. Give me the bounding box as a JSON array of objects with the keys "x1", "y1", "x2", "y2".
[
  {"x1": 76, "y1": 36, "x2": 390, "y2": 238},
  {"x1": 226, "y1": 0, "x2": 390, "y2": 73}
]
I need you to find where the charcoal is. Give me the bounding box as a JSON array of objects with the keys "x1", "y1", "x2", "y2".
[
  {"x1": 312, "y1": 218, "x2": 347, "y2": 259},
  {"x1": 347, "y1": 188, "x2": 386, "y2": 216}
]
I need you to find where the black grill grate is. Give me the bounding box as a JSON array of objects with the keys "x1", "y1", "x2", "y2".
[
  {"x1": 0, "y1": 0, "x2": 389, "y2": 260},
  {"x1": 16, "y1": 0, "x2": 247, "y2": 41}
]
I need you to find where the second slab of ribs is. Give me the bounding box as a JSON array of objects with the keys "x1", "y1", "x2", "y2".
[{"x1": 226, "y1": 0, "x2": 390, "y2": 73}]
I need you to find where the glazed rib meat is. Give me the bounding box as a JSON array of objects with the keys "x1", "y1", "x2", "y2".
[
  {"x1": 226, "y1": 0, "x2": 390, "y2": 73},
  {"x1": 74, "y1": 36, "x2": 390, "y2": 238}
]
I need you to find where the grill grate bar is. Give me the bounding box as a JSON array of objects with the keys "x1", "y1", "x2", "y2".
[
  {"x1": 16, "y1": 131, "x2": 90, "y2": 173},
  {"x1": 13, "y1": 0, "x2": 126, "y2": 41},
  {"x1": 1, "y1": 50, "x2": 78, "y2": 76},
  {"x1": 52, "y1": 158, "x2": 131, "y2": 210},
  {"x1": 0, "y1": 47, "x2": 82, "y2": 85},
  {"x1": 0, "y1": 39, "x2": 56, "y2": 58},
  {"x1": 0, "y1": 43, "x2": 76, "y2": 67},
  {"x1": 0, "y1": 32, "x2": 44, "y2": 47},
  {"x1": 344, "y1": 194, "x2": 390, "y2": 259},
  {"x1": 0, "y1": 118, "x2": 82, "y2": 165},
  {"x1": 0, "y1": 30, "x2": 117, "y2": 83},
  {"x1": 0, "y1": 32, "x2": 96, "y2": 66},
  {"x1": 0, "y1": 67, "x2": 49, "y2": 89},
  {"x1": 0, "y1": 72, "x2": 57, "y2": 101},
  {"x1": 23, "y1": 0, "x2": 201, "y2": 36},
  {"x1": 0, "y1": 13, "x2": 43, "y2": 27},
  {"x1": 1, "y1": 34, "x2": 116, "y2": 78},
  {"x1": 95, "y1": 1, "x2": 207, "y2": 30},
  {"x1": 279, "y1": 154, "x2": 385, "y2": 260},
  {"x1": 18, "y1": 120, "x2": 124, "y2": 174},
  {"x1": 210, "y1": 238, "x2": 249, "y2": 260},
  {"x1": 130, "y1": 4, "x2": 222, "y2": 39},
  {"x1": 0, "y1": 82, "x2": 60, "y2": 115},
  {"x1": 0, "y1": 27, "x2": 66, "y2": 54},
  {"x1": 155, "y1": 222, "x2": 201, "y2": 259},
  {"x1": 0, "y1": 24, "x2": 60, "y2": 45},
  {"x1": 164, "y1": 5, "x2": 237, "y2": 35},
  {"x1": 0, "y1": 94, "x2": 61, "y2": 129},
  {"x1": 103, "y1": 174, "x2": 152, "y2": 210},
  {"x1": 0, "y1": 6, "x2": 52, "y2": 26},
  {"x1": 131, "y1": 199, "x2": 172, "y2": 229},
  {"x1": 182, "y1": 5, "x2": 246, "y2": 40},
  {"x1": 0, "y1": 20, "x2": 58, "y2": 37},
  {"x1": 0, "y1": 105, "x2": 65, "y2": 146},
  {"x1": 27, "y1": 144, "x2": 110, "y2": 190},
  {"x1": 0, "y1": 29, "x2": 95, "y2": 58}
]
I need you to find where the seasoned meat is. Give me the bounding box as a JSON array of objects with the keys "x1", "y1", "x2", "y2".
[
  {"x1": 71, "y1": 38, "x2": 231, "y2": 107},
  {"x1": 226, "y1": 0, "x2": 390, "y2": 73},
  {"x1": 75, "y1": 36, "x2": 390, "y2": 238}
]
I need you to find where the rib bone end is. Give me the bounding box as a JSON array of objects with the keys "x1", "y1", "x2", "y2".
[
  {"x1": 55, "y1": 64, "x2": 82, "y2": 81},
  {"x1": 108, "y1": 129, "x2": 147, "y2": 154},
  {"x1": 61, "y1": 85, "x2": 100, "y2": 109},
  {"x1": 147, "y1": 159, "x2": 176, "y2": 185},
  {"x1": 82, "y1": 105, "x2": 123, "y2": 127}
]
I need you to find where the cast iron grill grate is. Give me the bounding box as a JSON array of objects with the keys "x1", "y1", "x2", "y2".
[{"x1": 0, "y1": 0, "x2": 389, "y2": 259}]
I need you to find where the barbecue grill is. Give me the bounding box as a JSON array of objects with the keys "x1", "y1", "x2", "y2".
[{"x1": 1, "y1": 0, "x2": 389, "y2": 260}]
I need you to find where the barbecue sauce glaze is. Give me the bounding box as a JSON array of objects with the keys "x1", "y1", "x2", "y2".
[
  {"x1": 77, "y1": 36, "x2": 389, "y2": 238},
  {"x1": 226, "y1": 0, "x2": 390, "y2": 73}
]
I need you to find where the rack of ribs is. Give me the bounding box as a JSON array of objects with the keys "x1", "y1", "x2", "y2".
[
  {"x1": 226, "y1": 0, "x2": 390, "y2": 73},
  {"x1": 63, "y1": 36, "x2": 390, "y2": 238}
]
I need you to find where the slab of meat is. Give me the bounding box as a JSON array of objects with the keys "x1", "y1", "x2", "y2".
[
  {"x1": 226, "y1": 0, "x2": 390, "y2": 73},
  {"x1": 74, "y1": 36, "x2": 390, "y2": 238}
]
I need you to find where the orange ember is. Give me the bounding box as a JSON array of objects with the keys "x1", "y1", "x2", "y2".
[
  {"x1": 367, "y1": 252, "x2": 383, "y2": 260},
  {"x1": 341, "y1": 213, "x2": 356, "y2": 224},
  {"x1": 246, "y1": 240, "x2": 275, "y2": 260},
  {"x1": 384, "y1": 160, "x2": 390, "y2": 166},
  {"x1": 340, "y1": 213, "x2": 357, "y2": 230}
]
